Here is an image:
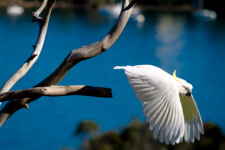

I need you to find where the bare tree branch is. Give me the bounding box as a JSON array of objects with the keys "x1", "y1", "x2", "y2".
[
  {"x1": 0, "y1": 0, "x2": 137, "y2": 126},
  {"x1": 0, "y1": 0, "x2": 55, "y2": 93},
  {"x1": 32, "y1": 0, "x2": 48, "y2": 20},
  {"x1": 0, "y1": 86, "x2": 112, "y2": 102},
  {"x1": 0, "y1": 0, "x2": 56, "y2": 126},
  {"x1": 37, "y1": 0, "x2": 136, "y2": 86}
]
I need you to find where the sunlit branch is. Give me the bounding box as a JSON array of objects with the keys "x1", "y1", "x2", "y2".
[
  {"x1": 0, "y1": 0, "x2": 55, "y2": 93},
  {"x1": 0, "y1": 0, "x2": 137, "y2": 126},
  {"x1": 0, "y1": 85, "x2": 112, "y2": 102}
]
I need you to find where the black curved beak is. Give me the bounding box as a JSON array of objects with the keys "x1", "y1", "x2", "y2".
[{"x1": 185, "y1": 91, "x2": 192, "y2": 96}]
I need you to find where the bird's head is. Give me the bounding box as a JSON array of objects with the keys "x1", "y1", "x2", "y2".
[{"x1": 172, "y1": 70, "x2": 193, "y2": 96}]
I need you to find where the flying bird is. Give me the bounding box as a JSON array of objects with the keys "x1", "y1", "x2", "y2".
[{"x1": 114, "y1": 65, "x2": 204, "y2": 145}]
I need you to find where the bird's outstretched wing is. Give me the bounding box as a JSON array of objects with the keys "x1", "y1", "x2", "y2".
[
  {"x1": 179, "y1": 95, "x2": 204, "y2": 143},
  {"x1": 114, "y1": 65, "x2": 185, "y2": 145}
]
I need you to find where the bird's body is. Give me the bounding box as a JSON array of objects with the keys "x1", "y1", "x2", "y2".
[{"x1": 114, "y1": 65, "x2": 204, "y2": 145}]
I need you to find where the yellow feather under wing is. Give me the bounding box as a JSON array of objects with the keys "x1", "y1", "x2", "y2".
[{"x1": 179, "y1": 95, "x2": 204, "y2": 142}]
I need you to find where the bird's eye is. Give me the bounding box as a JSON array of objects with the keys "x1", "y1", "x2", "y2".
[{"x1": 182, "y1": 86, "x2": 189, "y2": 91}]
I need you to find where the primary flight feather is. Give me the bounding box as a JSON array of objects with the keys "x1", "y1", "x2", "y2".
[{"x1": 114, "y1": 65, "x2": 204, "y2": 145}]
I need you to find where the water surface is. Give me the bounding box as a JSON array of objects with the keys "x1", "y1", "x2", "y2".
[{"x1": 0, "y1": 8, "x2": 225, "y2": 150}]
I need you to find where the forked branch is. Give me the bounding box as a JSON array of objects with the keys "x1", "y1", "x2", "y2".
[
  {"x1": 0, "y1": 0, "x2": 137, "y2": 126},
  {"x1": 0, "y1": 0, "x2": 55, "y2": 93}
]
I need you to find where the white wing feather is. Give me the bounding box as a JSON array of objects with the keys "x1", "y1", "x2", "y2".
[{"x1": 114, "y1": 65, "x2": 185, "y2": 145}]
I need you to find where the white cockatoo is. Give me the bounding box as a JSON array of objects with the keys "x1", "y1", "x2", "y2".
[{"x1": 114, "y1": 65, "x2": 204, "y2": 145}]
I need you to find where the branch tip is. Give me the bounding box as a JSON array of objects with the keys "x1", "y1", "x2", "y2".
[{"x1": 24, "y1": 103, "x2": 29, "y2": 108}]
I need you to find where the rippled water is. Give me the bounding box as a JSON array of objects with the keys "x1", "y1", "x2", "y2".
[{"x1": 0, "y1": 7, "x2": 225, "y2": 150}]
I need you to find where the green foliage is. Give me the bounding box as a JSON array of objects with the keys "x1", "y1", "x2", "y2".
[
  {"x1": 75, "y1": 120, "x2": 99, "y2": 137},
  {"x1": 192, "y1": 122, "x2": 224, "y2": 150},
  {"x1": 90, "y1": 131, "x2": 123, "y2": 150},
  {"x1": 75, "y1": 119, "x2": 225, "y2": 150}
]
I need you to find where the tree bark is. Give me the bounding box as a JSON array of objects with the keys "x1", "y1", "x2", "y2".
[
  {"x1": 0, "y1": 86, "x2": 112, "y2": 102},
  {"x1": 0, "y1": 0, "x2": 54, "y2": 93},
  {"x1": 0, "y1": 0, "x2": 137, "y2": 126}
]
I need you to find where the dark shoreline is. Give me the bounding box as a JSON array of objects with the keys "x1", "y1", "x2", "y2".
[{"x1": 0, "y1": 1, "x2": 196, "y2": 11}]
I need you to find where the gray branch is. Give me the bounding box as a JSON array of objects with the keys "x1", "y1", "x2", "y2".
[
  {"x1": 0, "y1": 85, "x2": 112, "y2": 102},
  {"x1": 0, "y1": 0, "x2": 137, "y2": 126},
  {"x1": 0, "y1": 0, "x2": 55, "y2": 93}
]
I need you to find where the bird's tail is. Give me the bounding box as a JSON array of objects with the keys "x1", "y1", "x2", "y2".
[{"x1": 113, "y1": 66, "x2": 126, "y2": 70}]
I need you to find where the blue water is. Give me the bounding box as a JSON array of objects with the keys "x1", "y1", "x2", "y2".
[{"x1": 0, "y1": 8, "x2": 225, "y2": 150}]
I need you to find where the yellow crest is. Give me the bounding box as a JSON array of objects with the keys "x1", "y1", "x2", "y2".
[{"x1": 172, "y1": 70, "x2": 180, "y2": 82}]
